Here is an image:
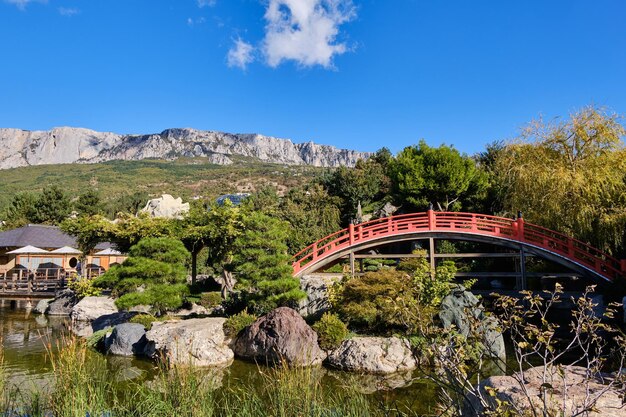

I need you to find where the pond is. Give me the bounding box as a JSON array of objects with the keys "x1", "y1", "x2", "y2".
[{"x1": 0, "y1": 303, "x2": 440, "y2": 416}]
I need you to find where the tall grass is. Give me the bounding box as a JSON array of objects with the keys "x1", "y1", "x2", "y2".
[{"x1": 1, "y1": 336, "x2": 420, "y2": 416}]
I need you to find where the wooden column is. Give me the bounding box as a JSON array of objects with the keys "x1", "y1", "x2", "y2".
[
  {"x1": 517, "y1": 245, "x2": 527, "y2": 290},
  {"x1": 429, "y1": 237, "x2": 436, "y2": 275},
  {"x1": 349, "y1": 251, "x2": 355, "y2": 278}
]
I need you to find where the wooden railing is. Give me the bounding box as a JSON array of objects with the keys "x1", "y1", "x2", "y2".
[
  {"x1": 0, "y1": 267, "x2": 105, "y2": 295},
  {"x1": 291, "y1": 210, "x2": 625, "y2": 281}
]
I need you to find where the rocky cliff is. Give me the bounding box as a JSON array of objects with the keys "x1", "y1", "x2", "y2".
[{"x1": 0, "y1": 127, "x2": 369, "y2": 169}]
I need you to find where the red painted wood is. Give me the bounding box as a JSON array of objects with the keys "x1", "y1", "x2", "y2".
[{"x1": 291, "y1": 211, "x2": 624, "y2": 281}]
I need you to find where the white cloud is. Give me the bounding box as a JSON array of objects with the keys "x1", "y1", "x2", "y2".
[
  {"x1": 4, "y1": 0, "x2": 47, "y2": 10},
  {"x1": 58, "y1": 7, "x2": 79, "y2": 16},
  {"x1": 187, "y1": 16, "x2": 206, "y2": 26},
  {"x1": 197, "y1": 0, "x2": 215, "y2": 7},
  {"x1": 262, "y1": 0, "x2": 355, "y2": 68},
  {"x1": 227, "y1": 38, "x2": 255, "y2": 70}
]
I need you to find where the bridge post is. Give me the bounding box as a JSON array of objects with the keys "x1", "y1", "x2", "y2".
[
  {"x1": 349, "y1": 223, "x2": 355, "y2": 246},
  {"x1": 516, "y1": 216, "x2": 525, "y2": 241},
  {"x1": 621, "y1": 259, "x2": 626, "y2": 275},
  {"x1": 428, "y1": 208, "x2": 435, "y2": 230},
  {"x1": 349, "y1": 252, "x2": 355, "y2": 278},
  {"x1": 428, "y1": 237, "x2": 436, "y2": 276},
  {"x1": 517, "y1": 245, "x2": 528, "y2": 291}
]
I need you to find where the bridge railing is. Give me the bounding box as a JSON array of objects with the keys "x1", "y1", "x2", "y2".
[{"x1": 292, "y1": 210, "x2": 625, "y2": 281}]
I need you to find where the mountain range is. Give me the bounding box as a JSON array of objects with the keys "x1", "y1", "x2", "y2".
[{"x1": 0, "y1": 127, "x2": 370, "y2": 170}]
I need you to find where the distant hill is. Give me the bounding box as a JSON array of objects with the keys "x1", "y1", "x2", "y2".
[
  {"x1": 0, "y1": 158, "x2": 325, "y2": 213},
  {"x1": 0, "y1": 127, "x2": 370, "y2": 170}
]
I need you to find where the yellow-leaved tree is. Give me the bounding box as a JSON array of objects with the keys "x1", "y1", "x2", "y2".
[{"x1": 495, "y1": 106, "x2": 626, "y2": 255}]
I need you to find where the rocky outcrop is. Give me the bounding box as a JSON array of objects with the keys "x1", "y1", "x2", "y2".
[
  {"x1": 465, "y1": 365, "x2": 626, "y2": 416},
  {"x1": 233, "y1": 307, "x2": 325, "y2": 366},
  {"x1": 326, "y1": 337, "x2": 416, "y2": 374},
  {"x1": 297, "y1": 274, "x2": 342, "y2": 319},
  {"x1": 144, "y1": 318, "x2": 233, "y2": 367},
  {"x1": 140, "y1": 194, "x2": 190, "y2": 219},
  {"x1": 439, "y1": 285, "x2": 506, "y2": 361},
  {"x1": 0, "y1": 127, "x2": 370, "y2": 170},
  {"x1": 71, "y1": 296, "x2": 118, "y2": 322},
  {"x1": 105, "y1": 323, "x2": 148, "y2": 356},
  {"x1": 47, "y1": 289, "x2": 79, "y2": 316}
]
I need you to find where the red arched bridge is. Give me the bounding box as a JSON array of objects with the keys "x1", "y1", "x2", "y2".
[{"x1": 291, "y1": 211, "x2": 626, "y2": 284}]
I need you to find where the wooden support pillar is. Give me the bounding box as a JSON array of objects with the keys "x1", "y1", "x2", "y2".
[
  {"x1": 517, "y1": 245, "x2": 527, "y2": 291},
  {"x1": 359, "y1": 258, "x2": 364, "y2": 273},
  {"x1": 349, "y1": 251, "x2": 355, "y2": 278},
  {"x1": 429, "y1": 237, "x2": 436, "y2": 275}
]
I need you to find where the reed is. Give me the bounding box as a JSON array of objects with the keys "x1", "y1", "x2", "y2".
[{"x1": 2, "y1": 336, "x2": 420, "y2": 416}]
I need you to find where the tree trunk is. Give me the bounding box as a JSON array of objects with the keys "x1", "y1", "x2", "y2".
[{"x1": 191, "y1": 250, "x2": 199, "y2": 286}]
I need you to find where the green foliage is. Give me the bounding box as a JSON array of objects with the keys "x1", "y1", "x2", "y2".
[
  {"x1": 129, "y1": 313, "x2": 158, "y2": 330},
  {"x1": 312, "y1": 313, "x2": 349, "y2": 350},
  {"x1": 224, "y1": 311, "x2": 258, "y2": 337},
  {"x1": 74, "y1": 190, "x2": 104, "y2": 216},
  {"x1": 95, "y1": 237, "x2": 190, "y2": 315},
  {"x1": 335, "y1": 269, "x2": 417, "y2": 334},
  {"x1": 495, "y1": 106, "x2": 626, "y2": 255},
  {"x1": 322, "y1": 150, "x2": 391, "y2": 223},
  {"x1": 390, "y1": 140, "x2": 488, "y2": 212},
  {"x1": 1, "y1": 186, "x2": 72, "y2": 227},
  {"x1": 335, "y1": 253, "x2": 455, "y2": 335},
  {"x1": 86, "y1": 327, "x2": 113, "y2": 348},
  {"x1": 199, "y1": 292, "x2": 223, "y2": 309},
  {"x1": 231, "y1": 212, "x2": 306, "y2": 313},
  {"x1": 67, "y1": 277, "x2": 102, "y2": 299}
]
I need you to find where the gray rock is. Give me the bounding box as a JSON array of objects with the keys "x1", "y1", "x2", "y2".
[
  {"x1": 297, "y1": 274, "x2": 342, "y2": 319},
  {"x1": 47, "y1": 289, "x2": 79, "y2": 316},
  {"x1": 439, "y1": 285, "x2": 506, "y2": 361},
  {"x1": 140, "y1": 194, "x2": 190, "y2": 219},
  {"x1": 0, "y1": 127, "x2": 370, "y2": 170},
  {"x1": 92, "y1": 312, "x2": 136, "y2": 332},
  {"x1": 70, "y1": 296, "x2": 118, "y2": 322},
  {"x1": 326, "y1": 337, "x2": 416, "y2": 374},
  {"x1": 233, "y1": 307, "x2": 326, "y2": 366},
  {"x1": 33, "y1": 299, "x2": 52, "y2": 314},
  {"x1": 144, "y1": 317, "x2": 233, "y2": 367},
  {"x1": 465, "y1": 365, "x2": 626, "y2": 416},
  {"x1": 105, "y1": 323, "x2": 147, "y2": 356}
]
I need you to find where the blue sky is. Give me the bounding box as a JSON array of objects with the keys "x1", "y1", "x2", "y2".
[{"x1": 1, "y1": 0, "x2": 625, "y2": 155}]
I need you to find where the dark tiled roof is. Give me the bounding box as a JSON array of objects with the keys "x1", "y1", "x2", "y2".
[{"x1": 0, "y1": 224, "x2": 113, "y2": 251}]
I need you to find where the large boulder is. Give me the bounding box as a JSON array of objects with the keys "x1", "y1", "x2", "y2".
[
  {"x1": 297, "y1": 274, "x2": 342, "y2": 319},
  {"x1": 47, "y1": 289, "x2": 79, "y2": 316},
  {"x1": 326, "y1": 337, "x2": 416, "y2": 374},
  {"x1": 71, "y1": 296, "x2": 118, "y2": 322},
  {"x1": 233, "y1": 307, "x2": 326, "y2": 366},
  {"x1": 105, "y1": 323, "x2": 148, "y2": 356},
  {"x1": 140, "y1": 194, "x2": 190, "y2": 219},
  {"x1": 439, "y1": 285, "x2": 506, "y2": 361},
  {"x1": 144, "y1": 317, "x2": 233, "y2": 367},
  {"x1": 92, "y1": 312, "x2": 136, "y2": 332},
  {"x1": 465, "y1": 365, "x2": 626, "y2": 416}
]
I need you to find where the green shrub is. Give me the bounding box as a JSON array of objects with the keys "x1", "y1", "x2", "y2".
[
  {"x1": 312, "y1": 313, "x2": 348, "y2": 350},
  {"x1": 199, "y1": 292, "x2": 223, "y2": 309},
  {"x1": 129, "y1": 314, "x2": 157, "y2": 330},
  {"x1": 67, "y1": 277, "x2": 102, "y2": 299},
  {"x1": 224, "y1": 311, "x2": 258, "y2": 337}
]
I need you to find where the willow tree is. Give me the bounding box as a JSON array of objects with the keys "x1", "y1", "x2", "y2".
[{"x1": 495, "y1": 106, "x2": 626, "y2": 255}]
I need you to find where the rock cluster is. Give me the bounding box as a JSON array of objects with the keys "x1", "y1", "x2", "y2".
[
  {"x1": 0, "y1": 127, "x2": 370, "y2": 170},
  {"x1": 465, "y1": 365, "x2": 626, "y2": 416}
]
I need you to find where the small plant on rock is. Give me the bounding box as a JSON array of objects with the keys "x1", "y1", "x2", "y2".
[
  {"x1": 199, "y1": 292, "x2": 223, "y2": 310},
  {"x1": 312, "y1": 313, "x2": 348, "y2": 350},
  {"x1": 224, "y1": 311, "x2": 258, "y2": 337},
  {"x1": 129, "y1": 314, "x2": 158, "y2": 330}
]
